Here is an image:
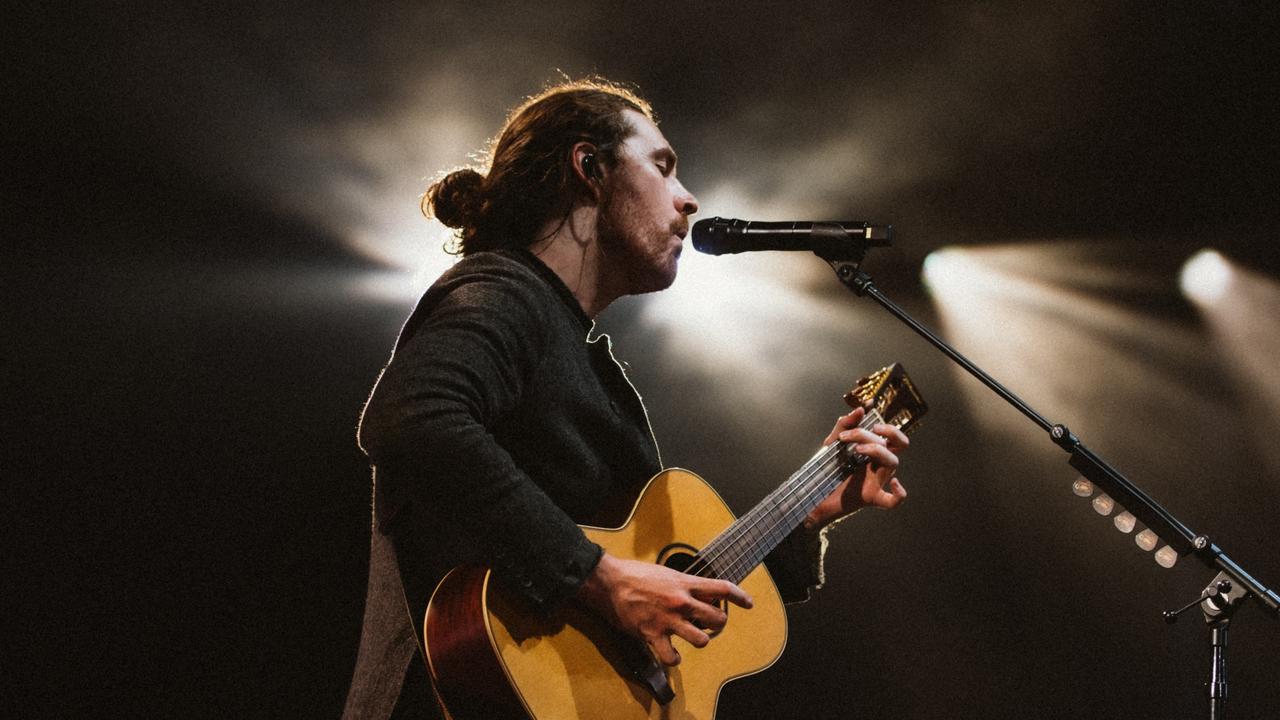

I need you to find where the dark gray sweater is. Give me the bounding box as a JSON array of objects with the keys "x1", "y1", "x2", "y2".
[{"x1": 343, "y1": 249, "x2": 822, "y2": 720}]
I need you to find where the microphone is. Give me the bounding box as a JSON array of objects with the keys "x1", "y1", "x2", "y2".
[{"x1": 691, "y1": 217, "x2": 893, "y2": 259}]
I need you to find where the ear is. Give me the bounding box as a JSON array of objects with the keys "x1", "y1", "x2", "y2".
[{"x1": 571, "y1": 142, "x2": 604, "y2": 203}]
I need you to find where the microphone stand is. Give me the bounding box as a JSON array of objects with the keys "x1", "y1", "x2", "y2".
[
  {"x1": 1162, "y1": 572, "x2": 1250, "y2": 719},
  {"x1": 818, "y1": 247, "x2": 1279, "y2": 718}
]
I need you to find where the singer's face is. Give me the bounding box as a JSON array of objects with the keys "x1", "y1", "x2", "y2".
[{"x1": 598, "y1": 110, "x2": 699, "y2": 295}]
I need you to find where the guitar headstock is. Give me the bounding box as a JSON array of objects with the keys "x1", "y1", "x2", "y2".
[{"x1": 843, "y1": 362, "x2": 929, "y2": 436}]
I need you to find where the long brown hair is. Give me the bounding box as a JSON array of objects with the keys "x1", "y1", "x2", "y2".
[{"x1": 423, "y1": 78, "x2": 654, "y2": 255}]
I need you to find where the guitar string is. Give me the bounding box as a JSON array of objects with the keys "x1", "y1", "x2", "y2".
[
  {"x1": 693, "y1": 406, "x2": 886, "y2": 581},
  {"x1": 682, "y1": 411, "x2": 878, "y2": 580},
  {"x1": 681, "y1": 451, "x2": 837, "y2": 579},
  {"x1": 688, "y1": 450, "x2": 845, "y2": 581},
  {"x1": 688, "y1": 446, "x2": 836, "y2": 570},
  {"x1": 680, "y1": 438, "x2": 845, "y2": 579},
  {"x1": 710, "y1": 448, "x2": 852, "y2": 582},
  {"x1": 683, "y1": 411, "x2": 883, "y2": 581},
  {"x1": 691, "y1": 450, "x2": 847, "y2": 582},
  {"x1": 695, "y1": 407, "x2": 883, "y2": 576}
]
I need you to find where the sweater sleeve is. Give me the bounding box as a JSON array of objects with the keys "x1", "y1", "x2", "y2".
[
  {"x1": 762, "y1": 525, "x2": 827, "y2": 604},
  {"x1": 358, "y1": 270, "x2": 601, "y2": 612}
]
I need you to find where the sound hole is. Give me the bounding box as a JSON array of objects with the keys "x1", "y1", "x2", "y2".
[{"x1": 657, "y1": 543, "x2": 727, "y2": 638}]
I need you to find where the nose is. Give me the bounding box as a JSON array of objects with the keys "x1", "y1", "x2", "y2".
[{"x1": 674, "y1": 181, "x2": 698, "y2": 216}]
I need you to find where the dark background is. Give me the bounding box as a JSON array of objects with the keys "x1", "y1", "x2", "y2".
[{"x1": 7, "y1": 2, "x2": 1280, "y2": 718}]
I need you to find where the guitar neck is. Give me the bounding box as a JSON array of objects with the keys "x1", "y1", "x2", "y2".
[{"x1": 691, "y1": 409, "x2": 883, "y2": 585}]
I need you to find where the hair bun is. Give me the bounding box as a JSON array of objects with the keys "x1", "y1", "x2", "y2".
[{"x1": 426, "y1": 168, "x2": 485, "y2": 230}]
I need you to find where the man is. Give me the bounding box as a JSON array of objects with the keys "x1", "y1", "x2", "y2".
[{"x1": 342, "y1": 78, "x2": 909, "y2": 719}]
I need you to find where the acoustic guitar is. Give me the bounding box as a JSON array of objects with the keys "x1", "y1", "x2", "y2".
[{"x1": 424, "y1": 363, "x2": 928, "y2": 719}]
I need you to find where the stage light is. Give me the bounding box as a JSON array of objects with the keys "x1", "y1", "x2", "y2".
[
  {"x1": 920, "y1": 249, "x2": 960, "y2": 291},
  {"x1": 346, "y1": 222, "x2": 460, "y2": 303},
  {"x1": 923, "y1": 240, "x2": 1248, "y2": 591},
  {"x1": 1113, "y1": 511, "x2": 1136, "y2": 534},
  {"x1": 920, "y1": 248, "x2": 1038, "y2": 304},
  {"x1": 1075, "y1": 479, "x2": 1179, "y2": 565},
  {"x1": 922, "y1": 239, "x2": 1228, "y2": 584},
  {"x1": 1154, "y1": 546, "x2": 1178, "y2": 568},
  {"x1": 1091, "y1": 494, "x2": 1115, "y2": 516},
  {"x1": 921, "y1": 241, "x2": 1207, "y2": 453},
  {"x1": 1179, "y1": 249, "x2": 1233, "y2": 305},
  {"x1": 1182, "y1": 253, "x2": 1280, "y2": 471},
  {"x1": 1071, "y1": 477, "x2": 1094, "y2": 497}
]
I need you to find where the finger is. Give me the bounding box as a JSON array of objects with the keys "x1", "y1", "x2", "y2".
[
  {"x1": 672, "y1": 621, "x2": 712, "y2": 649},
  {"x1": 837, "y1": 408, "x2": 865, "y2": 428},
  {"x1": 824, "y1": 408, "x2": 865, "y2": 446},
  {"x1": 872, "y1": 423, "x2": 910, "y2": 451},
  {"x1": 874, "y1": 478, "x2": 908, "y2": 509},
  {"x1": 650, "y1": 636, "x2": 680, "y2": 666},
  {"x1": 684, "y1": 598, "x2": 729, "y2": 632},
  {"x1": 839, "y1": 428, "x2": 888, "y2": 446},
  {"x1": 889, "y1": 477, "x2": 907, "y2": 500},
  {"x1": 854, "y1": 442, "x2": 899, "y2": 471},
  {"x1": 693, "y1": 577, "x2": 753, "y2": 609}
]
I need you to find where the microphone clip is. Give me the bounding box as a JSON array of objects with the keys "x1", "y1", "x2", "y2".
[{"x1": 810, "y1": 222, "x2": 875, "y2": 263}]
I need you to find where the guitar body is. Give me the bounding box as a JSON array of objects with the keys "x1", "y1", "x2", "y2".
[{"x1": 424, "y1": 468, "x2": 788, "y2": 720}]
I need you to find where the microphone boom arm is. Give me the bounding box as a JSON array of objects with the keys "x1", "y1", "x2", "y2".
[{"x1": 825, "y1": 255, "x2": 1280, "y2": 619}]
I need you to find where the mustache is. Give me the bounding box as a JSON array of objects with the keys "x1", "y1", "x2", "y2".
[{"x1": 672, "y1": 220, "x2": 690, "y2": 236}]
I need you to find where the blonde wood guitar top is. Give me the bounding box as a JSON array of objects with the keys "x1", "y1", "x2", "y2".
[{"x1": 441, "y1": 468, "x2": 789, "y2": 720}]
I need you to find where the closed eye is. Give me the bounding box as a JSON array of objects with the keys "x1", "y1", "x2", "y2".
[{"x1": 653, "y1": 148, "x2": 678, "y2": 177}]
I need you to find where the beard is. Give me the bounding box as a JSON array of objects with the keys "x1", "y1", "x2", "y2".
[{"x1": 596, "y1": 191, "x2": 686, "y2": 296}]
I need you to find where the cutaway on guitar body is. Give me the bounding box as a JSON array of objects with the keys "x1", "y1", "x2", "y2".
[{"x1": 424, "y1": 469, "x2": 790, "y2": 720}]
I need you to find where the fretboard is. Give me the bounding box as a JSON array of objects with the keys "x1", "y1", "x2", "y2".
[{"x1": 686, "y1": 409, "x2": 883, "y2": 584}]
